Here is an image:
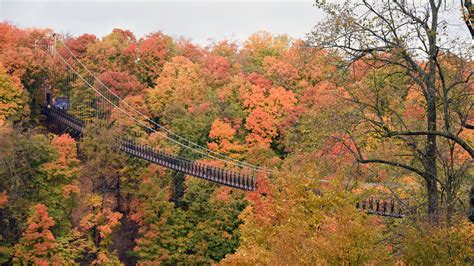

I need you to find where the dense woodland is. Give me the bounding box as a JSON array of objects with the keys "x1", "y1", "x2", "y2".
[{"x1": 0, "y1": 0, "x2": 473, "y2": 264}]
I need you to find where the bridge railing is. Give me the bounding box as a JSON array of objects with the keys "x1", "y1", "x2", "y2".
[
  {"x1": 119, "y1": 138, "x2": 256, "y2": 191},
  {"x1": 356, "y1": 198, "x2": 404, "y2": 218},
  {"x1": 42, "y1": 105, "x2": 257, "y2": 191}
]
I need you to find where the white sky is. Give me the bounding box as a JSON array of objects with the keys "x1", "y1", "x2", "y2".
[
  {"x1": 0, "y1": 0, "x2": 322, "y2": 45},
  {"x1": 0, "y1": 0, "x2": 470, "y2": 46}
]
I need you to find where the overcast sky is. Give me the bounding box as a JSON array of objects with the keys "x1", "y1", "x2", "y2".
[
  {"x1": 0, "y1": 0, "x2": 323, "y2": 45},
  {"x1": 0, "y1": 0, "x2": 470, "y2": 46}
]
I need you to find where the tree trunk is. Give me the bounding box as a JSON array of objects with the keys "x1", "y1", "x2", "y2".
[
  {"x1": 425, "y1": 94, "x2": 439, "y2": 221},
  {"x1": 446, "y1": 180, "x2": 454, "y2": 225},
  {"x1": 469, "y1": 183, "x2": 474, "y2": 222}
]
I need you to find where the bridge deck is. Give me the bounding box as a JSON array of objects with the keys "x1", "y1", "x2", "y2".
[{"x1": 42, "y1": 106, "x2": 257, "y2": 191}]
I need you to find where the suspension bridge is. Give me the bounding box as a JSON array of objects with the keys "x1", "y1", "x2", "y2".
[
  {"x1": 40, "y1": 36, "x2": 405, "y2": 218},
  {"x1": 41, "y1": 37, "x2": 265, "y2": 191}
]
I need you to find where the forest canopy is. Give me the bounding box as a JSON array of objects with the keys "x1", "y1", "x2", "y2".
[{"x1": 0, "y1": 0, "x2": 473, "y2": 264}]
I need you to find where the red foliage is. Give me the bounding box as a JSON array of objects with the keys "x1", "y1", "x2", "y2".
[
  {"x1": 262, "y1": 56, "x2": 299, "y2": 86},
  {"x1": 246, "y1": 73, "x2": 273, "y2": 89},
  {"x1": 14, "y1": 204, "x2": 59, "y2": 264},
  {"x1": 98, "y1": 70, "x2": 145, "y2": 98},
  {"x1": 202, "y1": 54, "x2": 231, "y2": 85},
  {"x1": 64, "y1": 34, "x2": 97, "y2": 58},
  {"x1": 0, "y1": 23, "x2": 25, "y2": 52},
  {"x1": 245, "y1": 173, "x2": 275, "y2": 225},
  {"x1": 176, "y1": 38, "x2": 205, "y2": 63},
  {"x1": 137, "y1": 32, "x2": 173, "y2": 85}
]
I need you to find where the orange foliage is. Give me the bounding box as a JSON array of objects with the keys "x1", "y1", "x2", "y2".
[
  {"x1": 41, "y1": 134, "x2": 80, "y2": 182},
  {"x1": 239, "y1": 74, "x2": 297, "y2": 146},
  {"x1": 208, "y1": 118, "x2": 245, "y2": 156},
  {"x1": 215, "y1": 186, "x2": 232, "y2": 202},
  {"x1": 98, "y1": 70, "x2": 145, "y2": 98},
  {"x1": 62, "y1": 183, "x2": 80, "y2": 199},
  {"x1": 301, "y1": 81, "x2": 342, "y2": 110},
  {"x1": 262, "y1": 56, "x2": 299, "y2": 87},
  {"x1": 146, "y1": 56, "x2": 204, "y2": 117},
  {"x1": 0, "y1": 191, "x2": 7, "y2": 209},
  {"x1": 85, "y1": 28, "x2": 137, "y2": 72},
  {"x1": 202, "y1": 54, "x2": 231, "y2": 85},
  {"x1": 245, "y1": 173, "x2": 275, "y2": 225},
  {"x1": 14, "y1": 204, "x2": 62, "y2": 264},
  {"x1": 0, "y1": 23, "x2": 26, "y2": 52}
]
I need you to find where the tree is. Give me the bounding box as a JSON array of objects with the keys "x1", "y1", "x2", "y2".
[
  {"x1": 13, "y1": 204, "x2": 63, "y2": 265},
  {"x1": 239, "y1": 73, "x2": 297, "y2": 147},
  {"x1": 85, "y1": 29, "x2": 137, "y2": 73},
  {"x1": 146, "y1": 56, "x2": 205, "y2": 120},
  {"x1": 133, "y1": 176, "x2": 247, "y2": 264},
  {"x1": 462, "y1": 0, "x2": 474, "y2": 38},
  {"x1": 64, "y1": 34, "x2": 97, "y2": 59},
  {"x1": 310, "y1": 0, "x2": 473, "y2": 221},
  {"x1": 208, "y1": 118, "x2": 245, "y2": 157},
  {"x1": 0, "y1": 27, "x2": 53, "y2": 122},
  {"x1": 0, "y1": 126, "x2": 55, "y2": 255},
  {"x1": 80, "y1": 120, "x2": 125, "y2": 197},
  {"x1": 97, "y1": 70, "x2": 145, "y2": 98},
  {"x1": 398, "y1": 220, "x2": 473, "y2": 264},
  {"x1": 241, "y1": 31, "x2": 291, "y2": 73},
  {"x1": 40, "y1": 134, "x2": 81, "y2": 233},
  {"x1": 77, "y1": 194, "x2": 123, "y2": 265},
  {"x1": 0, "y1": 63, "x2": 29, "y2": 123},
  {"x1": 136, "y1": 32, "x2": 174, "y2": 87},
  {"x1": 202, "y1": 54, "x2": 232, "y2": 87},
  {"x1": 222, "y1": 159, "x2": 391, "y2": 265}
]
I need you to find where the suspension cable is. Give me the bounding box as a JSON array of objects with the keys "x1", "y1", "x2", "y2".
[
  {"x1": 54, "y1": 49, "x2": 266, "y2": 172},
  {"x1": 57, "y1": 38, "x2": 272, "y2": 173}
]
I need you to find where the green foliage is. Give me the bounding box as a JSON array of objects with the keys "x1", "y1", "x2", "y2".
[
  {"x1": 0, "y1": 22, "x2": 472, "y2": 265},
  {"x1": 0, "y1": 63, "x2": 29, "y2": 122},
  {"x1": 397, "y1": 220, "x2": 474, "y2": 265},
  {"x1": 0, "y1": 126, "x2": 54, "y2": 250},
  {"x1": 223, "y1": 162, "x2": 392, "y2": 265},
  {"x1": 134, "y1": 177, "x2": 247, "y2": 264}
]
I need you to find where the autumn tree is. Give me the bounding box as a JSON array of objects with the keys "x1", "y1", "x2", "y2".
[
  {"x1": 13, "y1": 204, "x2": 63, "y2": 265},
  {"x1": 208, "y1": 118, "x2": 245, "y2": 157},
  {"x1": 146, "y1": 56, "x2": 205, "y2": 119},
  {"x1": 222, "y1": 158, "x2": 391, "y2": 265},
  {"x1": 77, "y1": 194, "x2": 123, "y2": 265},
  {"x1": 0, "y1": 63, "x2": 29, "y2": 123},
  {"x1": 0, "y1": 26, "x2": 53, "y2": 121},
  {"x1": 133, "y1": 177, "x2": 247, "y2": 264},
  {"x1": 64, "y1": 34, "x2": 97, "y2": 59},
  {"x1": 40, "y1": 134, "x2": 81, "y2": 233},
  {"x1": 85, "y1": 28, "x2": 137, "y2": 73},
  {"x1": 98, "y1": 70, "x2": 145, "y2": 98},
  {"x1": 239, "y1": 73, "x2": 297, "y2": 147},
  {"x1": 397, "y1": 219, "x2": 473, "y2": 264},
  {"x1": 310, "y1": 0, "x2": 473, "y2": 222},
  {"x1": 0, "y1": 125, "x2": 56, "y2": 256},
  {"x1": 80, "y1": 120, "x2": 126, "y2": 206},
  {"x1": 202, "y1": 54, "x2": 232, "y2": 87},
  {"x1": 136, "y1": 32, "x2": 174, "y2": 87},
  {"x1": 241, "y1": 31, "x2": 291, "y2": 73}
]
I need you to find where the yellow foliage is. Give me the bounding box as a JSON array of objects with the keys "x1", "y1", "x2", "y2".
[{"x1": 401, "y1": 220, "x2": 474, "y2": 264}]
